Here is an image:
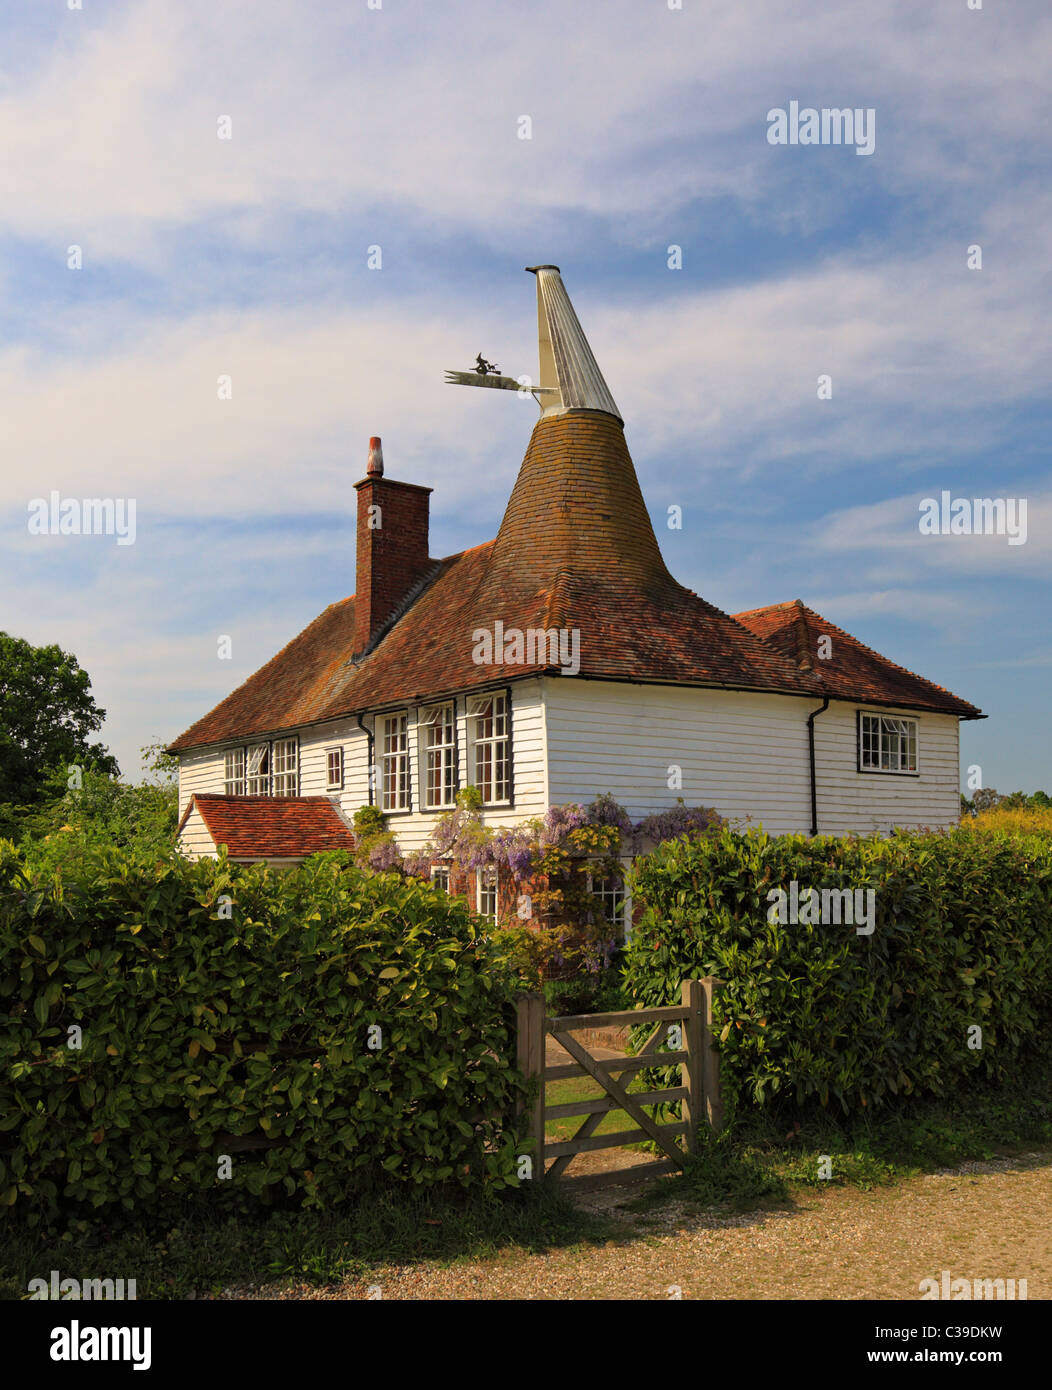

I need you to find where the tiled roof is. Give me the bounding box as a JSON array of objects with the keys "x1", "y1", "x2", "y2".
[
  {"x1": 178, "y1": 794, "x2": 356, "y2": 859},
  {"x1": 733, "y1": 599, "x2": 982, "y2": 719},
  {"x1": 168, "y1": 411, "x2": 981, "y2": 753}
]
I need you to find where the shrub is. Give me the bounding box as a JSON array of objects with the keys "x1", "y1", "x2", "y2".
[
  {"x1": 969, "y1": 805, "x2": 1052, "y2": 840},
  {"x1": 623, "y1": 825, "x2": 1052, "y2": 1117},
  {"x1": 0, "y1": 842, "x2": 529, "y2": 1224}
]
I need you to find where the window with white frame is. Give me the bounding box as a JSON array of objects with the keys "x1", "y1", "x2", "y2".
[
  {"x1": 859, "y1": 713, "x2": 918, "y2": 774},
  {"x1": 381, "y1": 713, "x2": 410, "y2": 810},
  {"x1": 223, "y1": 748, "x2": 246, "y2": 795},
  {"x1": 421, "y1": 703, "x2": 455, "y2": 809},
  {"x1": 326, "y1": 746, "x2": 344, "y2": 790},
  {"x1": 476, "y1": 866, "x2": 497, "y2": 921},
  {"x1": 272, "y1": 738, "x2": 298, "y2": 796},
  {"x1": 588, "y1": 864, "x2": 627, "y2": 934},
  {"x1": 468, "y1": 693, "x2": 510, "y2": 804},
  {"x1": 430, "y1": 865, "x2": 450, "y2": 893},
  {"x1": 246, "y1": 743, "x2": 271, "y2": 795}
]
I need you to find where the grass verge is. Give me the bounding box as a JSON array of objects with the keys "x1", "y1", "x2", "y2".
[{"x1": 624, "y1": 1053, "x2": 1052, "y2": 1215}]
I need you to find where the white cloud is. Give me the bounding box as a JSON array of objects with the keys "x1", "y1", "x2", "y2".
[
  {"x1": 1, "y1": 0, "x2": 1048, "y2": 258},
  {"x1": 814, "y1": 490, "x2": 1052, "y2": 576}
]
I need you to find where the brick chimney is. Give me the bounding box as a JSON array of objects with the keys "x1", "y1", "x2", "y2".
[{"x1": 353, "y1": 437, "x2": 433, "y2": 654}]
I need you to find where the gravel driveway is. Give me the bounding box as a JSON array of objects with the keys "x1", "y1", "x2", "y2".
[{"x1": 217, "y1": 1148, "x2": 1052, "y2": 1301}]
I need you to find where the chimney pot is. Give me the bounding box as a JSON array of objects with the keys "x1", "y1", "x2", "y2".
[{"x1": 367, "y1": 437, "x2": 384, "y2": 477}]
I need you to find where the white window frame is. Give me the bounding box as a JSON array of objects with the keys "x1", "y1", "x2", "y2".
[
  {"x1": 859, "y1": 712, "x2": 918, "y2": 775},
  {"x1": 272, "y1": 738, "x2": 298, "y2": 796},
  {"x1": 587, "y1": 859, "x2": 630, "y2": 938},
  {"x1": 467, "y1": 692, "x2": 511, "y2": 805},
  {"x1": 430, "y1": 865, "x2": 450, "y2": 893},
  {"x1": 420, "y1": 703, "x2": 456, "y2": 809},
  {"x1": 246, "y1": 743, "x2": 272, "y2": 796},
  {"x1": 476, "y1": 865, "x2": 497, "y2": 922},
  {"x1": 223, "y1": 748, "x2": 246, "y2": 796},
  {"x1": 326, "y1": 746, "x2": 344, "y2": 791},
  {"x1": 381, "y1": 712, "x2": 410, "y2": 811}
]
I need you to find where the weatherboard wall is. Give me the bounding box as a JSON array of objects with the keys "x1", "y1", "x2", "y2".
[
  {"x1": 539, "y1": 676, "x2": 960, "y2": 836},
  {"x1": 175, "y1": 679, "x2": 549, "y2": 858}
]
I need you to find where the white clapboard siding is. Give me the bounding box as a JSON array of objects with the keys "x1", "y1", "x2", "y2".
[
  {"x1": 813, "y1": 703, "x2": 960, "y2": 834},
  {"x1": 176, "y1": 803, "x2": 218, "y2": 859},
  {"x1": 541, "y1": 677, "x2": 960, "y2": 836},
  {"x1": 176, "y1": 747, "x2": 223, "y2": 817},
  {"x1": 317, "y1": 680, "x2": 549, "y2": 854},
  {"x1": 176, "y1": 680, "x2": 548, "y2": 857},
  {"x1": 177, "y1": 676, "x2": 961, "y2": 849}
]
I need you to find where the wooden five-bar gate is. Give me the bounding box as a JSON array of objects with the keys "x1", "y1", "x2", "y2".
[{"x1": 516, "y1": 978, "x2": 723, "y2": 1189}]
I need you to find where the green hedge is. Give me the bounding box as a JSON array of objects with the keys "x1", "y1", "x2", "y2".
[
  {"x1": 623, "y1": 825, "x2": 1052, "y2": 1116},
  {"x1": 0, "y1": 843, "x2": 528, "y2": 1224}
]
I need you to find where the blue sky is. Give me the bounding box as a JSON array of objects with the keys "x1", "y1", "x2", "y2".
[{"x1": 1, "y1": 0, "x2": 1049, "y2": 794}]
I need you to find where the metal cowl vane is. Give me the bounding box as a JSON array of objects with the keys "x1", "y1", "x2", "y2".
[{"x1": 443, "y1": 265, "x2": 622, "y2": 422}]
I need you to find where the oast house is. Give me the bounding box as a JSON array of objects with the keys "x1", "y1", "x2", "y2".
[{"x1": 169, "y1": 266, "x2": 982, "y2": 931}]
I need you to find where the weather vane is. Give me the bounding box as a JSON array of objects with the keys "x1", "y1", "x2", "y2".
[
  {"x1": 444, "y1": 264, "x2": 621, "y2": 421},
  {"x1": 444, "y1": 355, "x2": 550, "y2": 400},
  {"x1": 444, "y1": 267, "x2": 565, "y2": 407}
]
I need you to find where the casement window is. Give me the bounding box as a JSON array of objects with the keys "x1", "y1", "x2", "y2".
[
  {"x1": 381, "y1": 713, "x2": 410, "y2": 811},
  {"x1": 468, "y1": 693, "x2": 511, "y2": 804},
  {"x1": 421, "y1": 703, "x2": 456, "y2": 809},
  {"x1": 272, "y1": 738, "x2": 298, "y2": 796},
  {"x1": 223, "y1": 748, "x2": 246, "y2": 796},
  {"x1": 859, "y1": 713, "x2": 918, "y2": 774},
  {"x1": 246, "y1": 743, "x2": 272, "y2": 795},
  {"x1": 476, "y1": 866, "x2": 497, "y2": 922},
  {"x1": 326, "y1": 746, "x2": 344, "y2": 791},
  {"x1": 587, "y1": 865, "x2": 628, "y2": 935},
  {"x1": 430, "y1": 866, "x2": 450, "y2": 893}
]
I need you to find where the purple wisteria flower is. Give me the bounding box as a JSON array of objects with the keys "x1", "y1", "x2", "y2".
[
  {"x1": 367, "y1": 839, "x2": 403, "y2": 871},
  {"x1": 542, "y1": 803, "x2": 590, "y2": 846},
  {"x1": 586, "y1": 793, "x2": 634, "y2": 833},
  {"x1": 491, "y1": 825, "x2": 536, "y2": 877}
]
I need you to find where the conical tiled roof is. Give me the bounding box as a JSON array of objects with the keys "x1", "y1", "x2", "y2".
[{"x1": 487, "y1": 409, "x2": 673, "y2": 598}]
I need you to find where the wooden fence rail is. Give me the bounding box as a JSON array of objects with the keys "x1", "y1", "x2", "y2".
[{"x1": 516, "y1": 977, "x2": 723, "y2": 1190}]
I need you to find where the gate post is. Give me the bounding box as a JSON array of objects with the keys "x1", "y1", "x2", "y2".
[
  {"x1": 516, "y1": 992, "x2": 546, "y2": 1179},
  {"x1": 680, "y1": 979, "x2": 704, "y2": 1155},
  {"x1": 700, "y1": 976, "x2": 724, "y2": 1131}
]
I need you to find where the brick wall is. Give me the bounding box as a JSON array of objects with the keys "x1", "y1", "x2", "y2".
[{"x1": 353, "y1": 473, "x2": 433, "y2": 653}]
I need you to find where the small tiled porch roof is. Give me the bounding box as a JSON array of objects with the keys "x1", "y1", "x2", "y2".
[{"x1": 177, "y1": 794, "x2": 356, "y2": 860}]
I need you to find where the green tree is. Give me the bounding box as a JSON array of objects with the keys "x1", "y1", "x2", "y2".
[
  {"x1": 20, "y1": 766, "x2": 179, "y2": 867},
  {"x1": 0, "y1": 633, "x2": 118, "y2": 812},
  {"x1": 971, "y1": 787, "x2": 1003, "y2": 814}
]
